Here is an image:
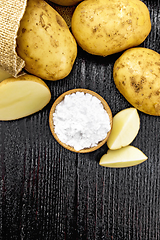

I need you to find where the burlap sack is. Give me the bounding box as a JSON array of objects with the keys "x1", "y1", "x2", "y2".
[
  {"x1": 0, "y1": 0, "x2": 27, "y2": 77},
  {"x1": 0, "y1": 0, "x2": 75, "y2": 77}
]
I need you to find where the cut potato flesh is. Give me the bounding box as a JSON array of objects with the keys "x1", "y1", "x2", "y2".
[
  {"x1": 0, "y1": 74, "x2": 51, "y2": 120},
  {"x1": 99, "y1": 145, "x2": 148, "y2": 168},
  {"x1": 0, "y1": 67, "x2": 12, "y2": 82},
  {"x1": 107, "y1": 108, "x2": 140, "y2": 150}
]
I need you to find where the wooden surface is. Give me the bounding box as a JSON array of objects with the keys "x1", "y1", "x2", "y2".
[{"x1": 1, "y1": 0, "x2": 160, "y2": 239}]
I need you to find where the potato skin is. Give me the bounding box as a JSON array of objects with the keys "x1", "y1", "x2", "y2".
[
  {"x1": 16, "y1": 0, "x2": 77, "y2": 81},
  {"x1": 49, "y1": 0, "x2": 82, "y2": 6},
  {"x1": 113, "y1": 47, "x2": 160, "y2": 116},
  {"x1": 71, "y1": 0, "x2": 151, "y2": 56}
]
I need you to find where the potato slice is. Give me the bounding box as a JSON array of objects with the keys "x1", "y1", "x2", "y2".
[
  {"x1": 0, "y1": 67, "x2": 12, "y2": 82},
  {"x1": 99, "y1": 146, "x2": 148, "y2": 168},
  {"x1": 0, "y1": 74, "x2": 51, "y2": 120},
  {"x1": 107, "y1": 108, "x2": 140, "y2": 150}
]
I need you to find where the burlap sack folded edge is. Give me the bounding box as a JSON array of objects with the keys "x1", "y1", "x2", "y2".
[{"x1": 0, "y1": 0, "x2": 75, "y2": 78}]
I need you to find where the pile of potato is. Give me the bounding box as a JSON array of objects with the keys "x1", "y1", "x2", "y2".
[{"x1": 1, "y1": 0, "x2": 160, "y2": 122}]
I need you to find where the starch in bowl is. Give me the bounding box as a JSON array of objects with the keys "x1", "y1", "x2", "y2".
[{"x1": 49, "y1": 89, "x2": 112, "y2": 153}]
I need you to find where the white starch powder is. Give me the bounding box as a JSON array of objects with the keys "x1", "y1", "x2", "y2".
[{"x1": 53, "y1": 92, "x2": 111, "y2": 151}]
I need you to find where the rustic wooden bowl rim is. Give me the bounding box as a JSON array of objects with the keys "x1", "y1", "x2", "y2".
[{"x1": 49, "y1": 88, "x2": 112, "y2": 153}]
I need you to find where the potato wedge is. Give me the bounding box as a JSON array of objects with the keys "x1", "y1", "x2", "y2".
[
  {"x1": 0, "y1": 74, "x2": 51, "y2": 120},
  {"x1": 107, "y1": 108, "x2": 140, "y2": 150},
  {"x1": 99, "y1": 146, "x2": 148, "y2": 168}
]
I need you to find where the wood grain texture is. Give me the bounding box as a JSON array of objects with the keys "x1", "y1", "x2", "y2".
[{"x1": 1, "y1": 0, "x2": 160, "y2": 239}]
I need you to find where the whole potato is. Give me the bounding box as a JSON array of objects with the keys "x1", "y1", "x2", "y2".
[
  {"x1": 113, "y1": 47, "x2": 160, "y2": 116},
  {"x1": 16, "y1": 0, "x2": 77, "y2": 81},
  {"x1": 49, "y1": 0, "x2": 83, "y2": 6},
  {"x1": 71, "y1": 0, "x2": 151, "y2": 56}
]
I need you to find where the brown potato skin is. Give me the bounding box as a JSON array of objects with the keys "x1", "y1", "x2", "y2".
[
  {"x1": 71, "y1": 0, "x2": 151, "y2": 56},
  {"x1": 113, "y1": 47, "x2": 160, "y2": 116},
  {"x1": 49, "y1": 0, "x2": 83, "y2": 6},
  {"x1": 16, "y1": 0, "x2": 77, "y2": 81}
]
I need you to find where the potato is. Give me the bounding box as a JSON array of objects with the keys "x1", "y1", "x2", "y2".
[
  {"x1": 113, "y1": 47, "x2": 160, "y2": 116},
  {"x1": 107, "y1": 108, "x2": 140, "y2": 150},
  {"x1": 0, "y1": 67, "x2": 12, "y2": 82},
  {"x1": 16, "y1": 0, "x2": 77, "y2": 81},
  {"x1": 49, "y1": 0, "x2": 83, "y2": 6},
  {"x1": 0, "y1": 74, "x2": 51, "y2": 120},
  {"x1": 99, "y1": 146, "x2": 148, "y2": 168},
  {"x1": 71, "y1": 0, "x2": 151, "y2": 56}
]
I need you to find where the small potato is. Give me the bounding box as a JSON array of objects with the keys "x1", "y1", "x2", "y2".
[
  {"x1": 71, "y1": 0, "x2": 151, "y2": 56},
  {"x1": 0, "y1": 74, "x2": 51, "y2": 120},
  {"x1": 99, "y1": 146, "x2": 148, "y2": 168},
  {"x1": 16, "y1": 0, "x2": 77, "y2": 81},
  {"x1": 49, "y1": 0, "x2": 83, "y2": 6},
  {"x1": 113, "y1": 47, "x2": 160, "y2": 116}
]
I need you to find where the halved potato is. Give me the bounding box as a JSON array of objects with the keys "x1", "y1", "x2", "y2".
[
  {"x1": 99, "y1": 145, "x2": 148, "y2": 168},
  {"x1": 107, "y1": 108, "x2": 140, "y2": 149},
  {"x1": 0, "y1": 74, "x2": 51, "y2": 120}
]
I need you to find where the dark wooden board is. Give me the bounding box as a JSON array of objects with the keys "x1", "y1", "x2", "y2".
[{"x1": 1, "y1": 0, "x2": 160, "y2": 239}]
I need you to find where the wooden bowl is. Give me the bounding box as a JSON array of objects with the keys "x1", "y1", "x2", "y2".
[{"x1": 49, "y1": 89, "x2": 112, "y2": 153}]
